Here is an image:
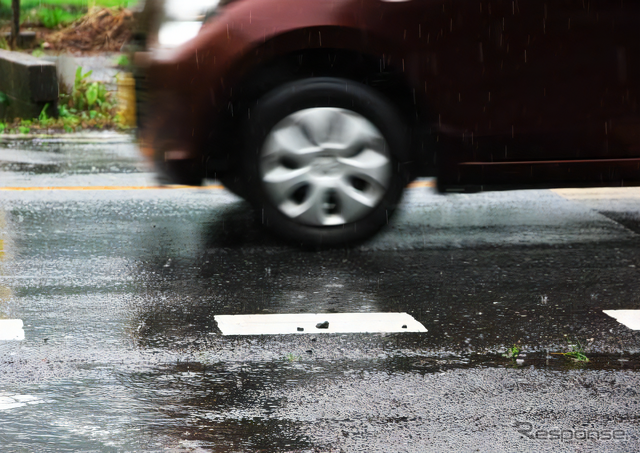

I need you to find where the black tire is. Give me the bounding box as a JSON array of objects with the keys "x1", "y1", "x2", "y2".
[{"x1": 243, "y1": 77, "x2": 409, "y2": 247}]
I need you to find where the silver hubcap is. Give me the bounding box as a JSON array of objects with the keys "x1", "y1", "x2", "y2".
[{"x1": 259, "y1": 108, "x2": 392, "y2": 226}]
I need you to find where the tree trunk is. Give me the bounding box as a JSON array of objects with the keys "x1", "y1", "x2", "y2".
[{"x1": 11, "y1": 0, "x2": 20, "y2": 50}]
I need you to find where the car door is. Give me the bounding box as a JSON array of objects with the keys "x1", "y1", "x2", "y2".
[{"x1": 414, "y1": 0, "x2": 640, "y2": 189}]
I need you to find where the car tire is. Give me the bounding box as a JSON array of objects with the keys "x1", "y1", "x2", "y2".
[{"x1": 243, "y1": 77, "x2": 409, "y2": 247}]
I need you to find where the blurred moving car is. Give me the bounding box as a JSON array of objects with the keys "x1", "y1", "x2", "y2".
[{"x1": 133, "y1": 0, "x2": 640, "y2": 246}]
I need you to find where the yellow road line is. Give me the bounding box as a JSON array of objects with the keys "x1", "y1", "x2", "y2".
[
  {"x1": 0, "y1": 180, "x2": 435, "y2": 192},
  {"x1": 552, "y1": 187, "x2": 640, "y2": 200}
]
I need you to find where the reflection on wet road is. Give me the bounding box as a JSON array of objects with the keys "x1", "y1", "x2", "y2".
[{"x1": 1, "y1": 134, "x2": 640, "y2": 451}]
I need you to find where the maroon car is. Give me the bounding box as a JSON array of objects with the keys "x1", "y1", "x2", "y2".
[{"x1": 135, "y1": 0, "x2": 640, "y2": 246}]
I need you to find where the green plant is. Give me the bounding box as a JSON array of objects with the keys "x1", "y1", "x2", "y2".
[
  {"x1": 85, "y1": 82, "x2": 100, "y2": 107},
  {"x1": 0, "y1": 91, "x2": 8, "y2": 105},
  {"x1": 284, "y1": 353, "x2": 300, "y2": 362},
  {"x1": 114, "y1": 54, "x2": 130, "y2": 67},
  {"x1": 72, "y1": 67, "x2": 92, "y2": 110},
  {"x1": 556, "y1": 337, "x2": 589, "y2": 363},
  {"x1": 0, "y1": 122, "x2": 5, "y2": 133},
  {"x1": 0, "y1": 0, "x2": 137, "y2": 22},
  {"x1": 37, "y1": 103, "x2": 56, "y2": 127},
  {"x1": 60, "y1": 67, "x2": 114, "y2": 112},
  {"x1": 37, "y1": 6, "x2": 80, "y2": 28},
  {"x1": 502, "y1": 344, "x2": 521, "y2": 359},
  {"x1": 39, "y1": 103, "x2": 50, "y2": 121},
  {"x1": 0, "y1": 66, "x2": 125, "y2": 134},
  {"x1": 1, "y1": 0, "x2": 136, "y2": 10},
  {"x1": 0, "y1": 36, "x2": 9, "y2": 50}
]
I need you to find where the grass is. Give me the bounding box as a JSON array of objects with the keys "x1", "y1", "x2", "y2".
[
  {"x1": 0, "y1": 0, "x2": 138, "y2": 23},
  {"x1": 10, "y1": 6, "x2": 82, "y2": 29},
  {"x1": 0, "y1": 0, "x2": 135, "y2": 10},
  {"x1": 114, "y1": 53, "x2": 129, "y2": 67},
  {"x1": 37, "y1": 7, "x2": 82, "y2": 28},
  {"x1": 283, "y1": 353, "x2": 300, "y2": 362},
  {"x1": 561, "y1": 338, "x2": 589, "y2": 362},
  {"x1": 502, "y1": 344, "x2": 521, "y2": 360},
  {"x1": 552, "y1": 336, "x2": 590, "y2": 363},
  {"x1": 31, "y1": 44, "x2": 45, "y2": 56},
  {"x1": 0, "y1": 66, "x2": 126, "y2": 134}
]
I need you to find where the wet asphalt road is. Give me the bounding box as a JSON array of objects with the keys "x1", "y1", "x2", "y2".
[{"x1": 1, "y1": 134, "x2": 640, "y2": 452}]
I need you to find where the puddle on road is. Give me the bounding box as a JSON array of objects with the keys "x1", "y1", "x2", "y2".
[
  {"x1": 116, "y1": 351, "x2": 640, "y2": 451},
  {"x1": 393, "y1": 352, "x2": 640, "y2": 373},
  {"x1": 214, "y1": 312, "x2": 427, "y2": 335}
]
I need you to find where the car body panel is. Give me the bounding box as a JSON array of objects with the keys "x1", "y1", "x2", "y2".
[{"x1": 138, "y1": 0, "x2": 640, "y2": 189}]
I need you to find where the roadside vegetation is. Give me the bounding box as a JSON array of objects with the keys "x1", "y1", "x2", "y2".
[
  {"x1": 283, "y1": 353, "x2": 301, "y2": 362},
  {"x1": 553, "y1": 336, "x2": 590, "y2": 363},
  {"x1": 0, "y1": 1, "x2": 136, "y2": 132},
  {"x1": 32, "y1": 7, "x2": 83, "y2": 29},
  {"x1": 0, "y1": 0, "x2": 135, "y2": 51},
  {"x1": 0, "y1": 0, "x2": 134, "y2": 24},
  {"x1": 0, "y1": 67, "x2": 125, "y2": 134},
  {"x1": 500, "y1": 337, "x2": 589, "y2": 365},
  {"x1": 502, "y1": 344, "x2": 521, "y2": 360}
]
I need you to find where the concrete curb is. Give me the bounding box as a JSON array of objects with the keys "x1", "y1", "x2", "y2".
[{"x1": 0, "y1": 49, "x2": 58, "y2": 120}]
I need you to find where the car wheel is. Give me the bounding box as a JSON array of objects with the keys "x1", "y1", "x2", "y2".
[{"x1": 244, "y1": 77, "x2": 408, "y2": 247}]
